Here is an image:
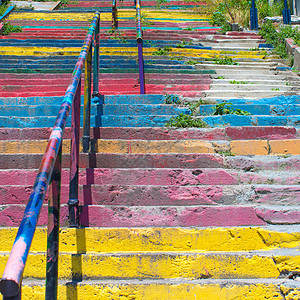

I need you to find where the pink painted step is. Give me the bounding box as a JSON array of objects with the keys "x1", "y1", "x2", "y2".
[
  {"x1": 1, "y1": 127, "x2": 297, "y2": 141},
  {"x1": 2, "y1": 203, "x2": 298, "y2": 227},
  {"x1": 0, "y1": 204, "x2": 268, "y2": 227},
  {"x1": 0, "y1": 153, "x2": 226, "y2": 169},
  {"x1": 0, "y1": 84, "x2": 208, "y2": 97},
  {"x1": 1, "y1": 167, "x2": 299, "y2": 187},
  {"x1": 0, "y1": 78, "x2": 211, "y2": 86},
  {"x1": 0, "y1": 73, "x2": 211, "y2": 80},
  {"x1": 2, "y1": 183, "x2": 300, "y2": 206}
]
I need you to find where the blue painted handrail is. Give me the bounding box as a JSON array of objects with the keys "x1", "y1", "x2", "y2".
[
  {"x1": 135, "y1": 0, "x2": 145, "y2": 94},
  {"x1": 0, "y1": 6, "x2": 14, "y2": 22},
  {"x1": 0, "y1": 11, "x2": 100, "y2": 300}
]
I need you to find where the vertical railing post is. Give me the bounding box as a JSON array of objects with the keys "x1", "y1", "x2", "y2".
[
  {"x1": 45, "y1": 144, "x2": 62, "y2": 300},
  {"x1": 250, "y1": 0, "x2": 258, "y2": 30},
  {"x1": 112, "y1": 0, "x2": 117, "y2": 30},
  {"x1": 93, "y1": 16, "x2": 100, "y2": 97},
  {"x1": 137, "y1": 41, "x2": 145, "y2": 94},
  {"x1": 83, "y1": 45, "x2": 92, "y2": 153},
  {"x1": 283, "y1": 0, "x2": 291, "y2": 24},
  {"x1": 136, "y1": 0, "x2": 145, "y2": 94},
  {"x1": 68, "y1": 80, "x2": 81, "y2": 228},
  {"x1": 3, "y1": 286, "x2": 21, "y2": 300}
]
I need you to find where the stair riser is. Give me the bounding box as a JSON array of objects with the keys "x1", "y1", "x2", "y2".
[
  {"x1": 1, "y1": 204, "x2": 299, "y2": 227},
  {"x1": 0, "y1": 153, "x2": 226, "y2": 169},
  {"x1": 199, "y1": 104, "x2": 300, "y2": 116},
  {"x1": 1, "y1": 168, "x2": 299, "y2": 186},
  {"x1": 16, "y1": 282, "x2": 297, "y2": 300},
  {"x1": 0, "y1": 105, "x2": 189, "y2": 117},
  {"x1": 0, "y1": 127, "x2": 297, "y2": 141},
  {"x1": 1, "y1": 184, "x2": 299, "y2": 206},
  {"x1": 1, "y1": 153, "x2": 300, "y2": 170},
  {"x1": 0, "y1": 252, "x2": 284, "y2": 279},
  {"x1": 1, "y1": 227, "x2": 299, "y2": 252},
  {"x1": 202, "y1": 115, "x2": 300, "y2": 127},
  {"x1": 2, "y1": 139, "x2": 300, "y2": 156}
]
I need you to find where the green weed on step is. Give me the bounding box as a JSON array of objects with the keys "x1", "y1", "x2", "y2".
[
  {"x1": 213, "y1": 102, "x2": 251, "y2": 116},
  {"x1": 166, "y1": 113, "x2": 207, "y2": 128},
  {"x1": 164, "y1": 94, "x2": 181, "y2": 104},
  {"x1": 212, "y1": 57, "x2": 238, "y2": 65},
  {"x1": 152, "y1": 46, "x2": 172, "y2": 56},
  {"x1": 2, "y1": 22, "x2": 22, "y2": 35}
]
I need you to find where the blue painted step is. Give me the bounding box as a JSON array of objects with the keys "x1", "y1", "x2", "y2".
[
  {"x1": 0, "y1": 39, "x2": 209, "y2": 49},
  {"x1": 214, "y1": 95, "x2": 300, "y2": 105},
  {"x1": 0, "y1": 95, "x2": 186, "y2": 128},
  {"x1": 96, "y1": 115, "x2": 173, "y2": 127},
  {"x1": 199, "y1": 104, "x2": 300, "y2": 116},
  {"x1": 0, "y1": 104, "x2": 189, "y2": 117},
  {"x1": 0, "y1": 95, "x2": 167, "y2": 106},
  {"x1": 201, "y1": 115, "x2": 300, "y2": 127}
]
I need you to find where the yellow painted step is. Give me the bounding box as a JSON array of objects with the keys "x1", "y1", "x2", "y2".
[
  {"x1": 20, "y1": 281, "x2": 299, "y2": 300},
  {"x1": 1, "y1": 139, "x2": 300, "y2": 155},
  {"x1": 0, "y1": 47, "x2": 266, "y2": 59},
  {"x1": 0, "y1": 252, "x2": 286, "y2": 279},
  {"x1": 8, "y1": 11, "x2": 211, "y2": 22},
  {"x1": 1, "y1": 228, "x2": 299, "y2": 254},
  {"x1": 0, "y1": 139, "x2": 215, "y2": 154}
]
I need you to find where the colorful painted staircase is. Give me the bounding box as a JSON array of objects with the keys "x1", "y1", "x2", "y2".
[{"x1": 0, "y1": 0, "x2": 300, "y2": 299}]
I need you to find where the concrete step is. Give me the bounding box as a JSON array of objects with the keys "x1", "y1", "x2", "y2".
[
  {"x1": 14, "y1": 278, "x2": 300, "y2": 300},
  {"x1": 1, "y1": 183, "x2": 299, "y2": 206},
  {"x1": 203, "y1": 90, "x2": 293, "y2": 98},
  {"x1": 0, "y1": 122, "x2": 266, "y2": 140},
  {"x1": 2, "y1": 203, "x2": 300, "y2": 227},
  {"x1": 0, "y1": 250, "x2": 298, "y2": 278},
  {"x1": 0, "y1": 153, "x2": 299, "y2": 170},
  {"x1": 198, "y1": 104, "x2": 300, "y2": 116},
  {"x1": 1, "y1": 168, "x2": 300, "y2": 186},
  {"x1": 200, "y1": 115, "x2": 300, "y2": 127},
  {"x1": 2, "y1": 226, "x2": 300, "y2": 252},
  {"x1": 1, "y1": 138, "x2": 300, "y2": 155},
  {"x1": 208, "y1": 84, "x2": 296, "y2": 92},
  {"x1": 0, "y1": 104, "x2": 189, "y2": 117},
  {"x1": 0, "y1": 95, "x2": 166, "y2": 106}
]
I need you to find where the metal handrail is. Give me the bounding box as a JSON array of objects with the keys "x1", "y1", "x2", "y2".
[
  {"x1": 0, "y1": 11, "x2": 100, "y2": 300},
  {"x1": 135, "y1": 0, "x2": 145, "y2": 94}
]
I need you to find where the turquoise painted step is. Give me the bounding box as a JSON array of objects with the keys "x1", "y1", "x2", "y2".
[
  {"x1": 96, "y1": 115, "x2": 173, "y2": 127},
  {"x1": 0, "y1": 115, "x2": 173, "y2": 128},
  {"x1": 0, "y1": 95, "x2": 185, "y2": 128},
  {"x1": 214, "y1": 95, "x2": 300, "y2": 105},
  {"x1": 101, "y1": 94, "x2": 167, "y2": 104},
  {"x1": 0, "y1": 95, "x2": 166, "y2": 106},
  {"x1": 0, "y1": 104, "x2": 189, "y2": 117},
  {"x1": 202, "y1": 115, "x2": 300, "y2": 127},
  {"x1": 0, "y1": 39, "x2": 209, "y2": 49},
  {"x1": 199, "y1": 104, "x2": 300, "y2": 116}
]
